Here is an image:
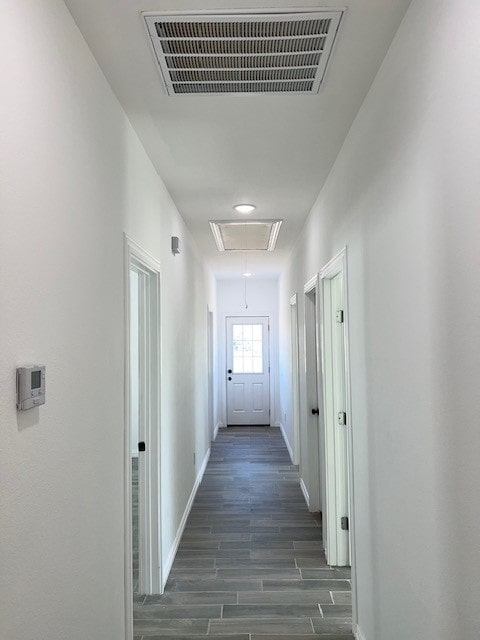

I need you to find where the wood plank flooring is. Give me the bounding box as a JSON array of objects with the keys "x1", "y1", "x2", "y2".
[{"x1": 134, "y1": 426, "x2": 353, "y2": 639}]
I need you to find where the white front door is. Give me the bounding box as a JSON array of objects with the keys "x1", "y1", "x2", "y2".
[{"x1": 226, "y1": 316, "x2": 270, "y2": 425}]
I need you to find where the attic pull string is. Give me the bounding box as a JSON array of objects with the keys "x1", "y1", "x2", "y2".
[{"x1": 244, "y1": 224, "x2": 248, "y2": 309}]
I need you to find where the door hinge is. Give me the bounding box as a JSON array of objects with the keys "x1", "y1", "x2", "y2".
[
  {"x1": 341, "y1": 516, "x2": 349, "y2": 531},
  {"x1": 337, "y1": 411, "x2": 347, "y2": 426},
  {"x1": 336, "y1": 309, "x2": 344, "y2": 323}
]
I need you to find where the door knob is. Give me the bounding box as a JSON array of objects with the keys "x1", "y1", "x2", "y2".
[
  {"x1": 311, "y1": 408, "x2": 320, "y2": 415},
  {"x1": 138, "y1": 441, "x2": 146, "y2": 452},
  {"x1": 228, "y1": 376, "x2": 232, "y2": 381},
  {"x1": 227, "y1": 369, "x2": 232, "y2": 374}
]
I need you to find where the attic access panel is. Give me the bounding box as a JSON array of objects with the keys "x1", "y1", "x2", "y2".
[
  {"x1": 209, "y1": 220, "x2": 282, "y2": 251},
  {"x1": 143, "y1": 10, "x2": 344, "y2": 96}
]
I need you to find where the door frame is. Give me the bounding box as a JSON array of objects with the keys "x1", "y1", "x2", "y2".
[
  {"x1": 319, "y1": 247, "x2": 357, "y2": 623},
  {"x1": 124, "y1": 235, "x2": 163, "y2": 640},
  {"x1": 303, "y1": 274, "x2": 323, "y2": 514},
  {"x1": 207, "y1": 306, "x2": 215, "y2": 440},
  {"x1": 289, "y1": 294, "x2": 301, "y2": 465}
]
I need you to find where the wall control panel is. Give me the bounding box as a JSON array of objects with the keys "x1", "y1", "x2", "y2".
[{"x1": 16, "y1": 365, "x2": 46, "y2": 411}]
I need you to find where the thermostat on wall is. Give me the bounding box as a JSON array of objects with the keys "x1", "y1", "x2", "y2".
[{"x1": 16, "y1": 365, "x2": 46, "y2": 411}]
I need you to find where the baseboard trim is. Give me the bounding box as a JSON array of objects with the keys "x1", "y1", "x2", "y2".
[
  {"x1": 162, "y1": 446, "x2": 210, "y2": 586},
  {"x1": 278, "y1": 422, "x2": 294, "y2": 463},
  {"x1": 213, "y1": 422, "x2": 221, "y2": 440},
  {"x1": 354, "y1": 624, "x2": 367, "y2": 640},
  {"x1": 300, "y1": 477, "x2": 310, "y2": 508}
]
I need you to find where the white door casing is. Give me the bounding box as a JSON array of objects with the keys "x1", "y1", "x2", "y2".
[
  {"x1": 124, "y1": 236, "x2": 162, "y2": 640},
  {"x1": 226, "y1": 316, "x2": 270, "y2": 425},
  {"x1": 303, "y1": 275, "x2": 323, "y2": 515},
  {"x1": 320, "y1": 247, "x2": 353, "y2": 571},
  {"x1": 207, "y1": 307, "x2": 215, "y2": 441},
  {"x1": 290, "y1": 294, "x2": 301, "y2": 466}
]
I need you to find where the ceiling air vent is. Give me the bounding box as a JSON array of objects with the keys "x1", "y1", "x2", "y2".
[
  {"x1": 143, "y1": 10, "x2": 344, "y2": 96},
  {"x1": 209, "y1": 220, "x2": 282, "y2": 251}
]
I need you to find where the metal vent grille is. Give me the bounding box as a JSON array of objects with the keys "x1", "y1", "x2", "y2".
[
  {"x1": 143, "y1": 11, "x2": 344, "y2": 96},
  {"x1": 209, "y1": 220, "x2": 283, "y2": 251}
]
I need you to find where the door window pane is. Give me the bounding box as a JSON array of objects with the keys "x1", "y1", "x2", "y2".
[
  {"x1": 232, "y1": 324, "x2": 263, "y2": 374},
  {"x1": 252, "y1": 325, "x2": 262, "y2": 341}
]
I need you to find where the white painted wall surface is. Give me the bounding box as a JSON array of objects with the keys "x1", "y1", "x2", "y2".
[
  {"x1": 278, "y1": 0, "x2": 480, "y2": 637},
  {"x1": 0, "y1": 2, "x2": 215, "y2": 639},
  {"x1": 216, "y1": 279, "x2": 279, "y2": 429}
]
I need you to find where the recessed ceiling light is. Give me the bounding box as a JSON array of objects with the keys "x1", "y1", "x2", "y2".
[
  {"x1": 234, "y1": 204, "x2": 256, "y2": 214},
  {"x1": 243, "y1": 272, "x2": 252, "y2": 277}
]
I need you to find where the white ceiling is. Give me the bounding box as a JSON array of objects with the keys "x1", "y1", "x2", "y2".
[{"x1": 64, "y1": 0, "x2": 411, "y2": 278}]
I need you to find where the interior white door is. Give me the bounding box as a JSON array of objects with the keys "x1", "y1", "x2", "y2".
[{"x1": 226, "y1": 316, "x2": 270, "y2": 425}]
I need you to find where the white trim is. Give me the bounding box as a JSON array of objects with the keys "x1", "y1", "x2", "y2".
[
  {"x1": 125, "y1": 236, "x2": 162, "y2": 274},
  {"x1": 300, "y1": 477, "x2": 310, "y2": 508},
  {"x1": 123, "y1": 235, "x2": 162, "y2": 640},
  {"x1": 320, "y1": 246, "x2": 358, "y2": 628},
  {"x1": 278, "y1": 422, "x2": 294, "y2": 463},
  {"x1": 162, "y1": 447, "x2": 211, "y2": 585},
  {"x1": 208, "y1": 220, "x2": 282, "y2": 252},
  {"x1": 267, "y1": 220, "x2": 282, "y2": 251},
  {"x1": 354, "y1": 624, "x2": 367, "y2": 640},
  {"x1": 304, "y1": 273, "x2": 318, "y2": 294},
  {"x1": 207, "y1": 306, "x2": 215, "y2": 443},
  {"x1": 320, "y1": 255, "x2": 348, "y2": 566},
  {"x1": 289, "y1": 293, "x2": 301, "y2": 466},
  {"x1": 303, "y1": 275, "x2": 322, "y2": 514},
  {"x1": 142, "y1": 7, "x2": 348, "y2": 18},
  {"x1": 213, "y1": 422, "x2": 221, "y2": 440}
]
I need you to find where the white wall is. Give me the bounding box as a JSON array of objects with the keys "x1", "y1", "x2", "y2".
[
  {"x1": 278, "y1": 0, "x2": 480, "y2": 638},
  {"x1": 216, "y1": 279, "x2": 280, "y2": 429},
  {"x1": 0, "y1": 2, "x2": 215, "y2": 639}
]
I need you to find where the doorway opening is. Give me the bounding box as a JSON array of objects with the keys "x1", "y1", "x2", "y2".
[
  {"x1": 289, "y1": 294, "x2": 301, "y2": 465},
  {"x1": 303, "y1": 276, "x2": 323, "y2": 517},
  {"x1": 226, "y1": 316, "x2": 270, "y2": 425},
  {"x1": 207, "y1": 307, "x2": 215, "y2": 440},
  {"x1": 124, "y1": 236, "x2": 162, "y2": 640}
]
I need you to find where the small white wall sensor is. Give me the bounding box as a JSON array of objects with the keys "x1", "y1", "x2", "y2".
[
  {"x1": 16, "y1": 365, "x2": 46, "y2": 410},
  {"x1": 171, "y1": 236, "x2": 180, "y2": 255}
]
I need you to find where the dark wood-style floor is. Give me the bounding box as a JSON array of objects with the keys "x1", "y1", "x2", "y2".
[{"x1": 134, "y1": 426, "x2": 353, "y2": 639}]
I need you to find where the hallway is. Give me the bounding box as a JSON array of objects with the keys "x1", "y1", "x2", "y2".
[{"x1": 134, "y1": 427, "x2": 353, "y2": 638}]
